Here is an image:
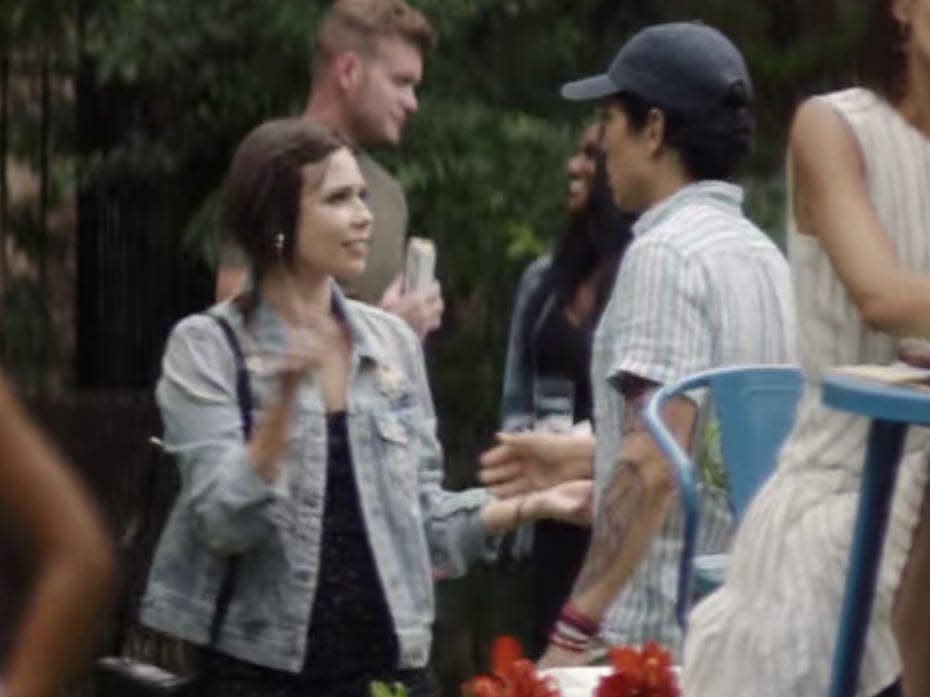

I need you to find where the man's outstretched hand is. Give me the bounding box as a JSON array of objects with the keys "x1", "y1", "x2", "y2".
[{"x1": 478, "y1": 431, "x2": 595, "y2": 498}]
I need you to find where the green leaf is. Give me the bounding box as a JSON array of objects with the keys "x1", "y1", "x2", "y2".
[{"x1": 369, "y1": 680, "x2": 408, "y2": 697}]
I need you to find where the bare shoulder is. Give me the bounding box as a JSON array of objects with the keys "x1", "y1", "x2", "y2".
[
  {"x1": 787, "y1": 94, "x2": 873, "y2": 238},
  {"x1": 788, "y1": 95, "x2": 863, "y2": 175}
]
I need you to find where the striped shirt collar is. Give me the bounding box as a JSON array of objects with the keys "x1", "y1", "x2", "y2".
[{"x1": 632, "y1": 180, "x2": 745, "y2": 237}]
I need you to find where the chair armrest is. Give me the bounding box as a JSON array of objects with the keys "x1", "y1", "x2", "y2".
[{"x1": 643, "y1": 378, "x2": 706, "y2": 632}]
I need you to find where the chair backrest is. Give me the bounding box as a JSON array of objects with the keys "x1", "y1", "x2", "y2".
[
  {"x1": 707, "y1": 366, "x2": 803, "y2": 521},
  {"x1": 643, "y1": 364, "x2": 802, "y2": 633}
]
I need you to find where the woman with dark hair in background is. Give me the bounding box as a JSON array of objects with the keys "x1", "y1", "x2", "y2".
[
  {"x1": 683, "y1": 1, "x2": 930, "y2": 695},
  {"x1": 496, "y1": 123, "x2": 633, "y2": 656},
  {"x1": 138, "y1": 117, "x2": 591, "y2": 697}
]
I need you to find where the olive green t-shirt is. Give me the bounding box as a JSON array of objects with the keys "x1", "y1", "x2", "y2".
[{"x1": 218, "y1": 150, "x2": 408, "y2": 305}]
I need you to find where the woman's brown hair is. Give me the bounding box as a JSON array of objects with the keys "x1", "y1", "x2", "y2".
[
  {"x1": 858, "y1": 0, "x2": 908, "y2": 101},
  {"x1": 219, "y1": 117, "x2": 346, "y2": 278}
]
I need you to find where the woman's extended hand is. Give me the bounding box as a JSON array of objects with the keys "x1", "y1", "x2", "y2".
[
  {"x1": 525, "y1": 480, "x2": 594, "y2": 527},
  {"x1": 478, "y1": 431, "x2": 595, "y2": 498},
  {"x1": 277, "y1": 312, "x2": 342, "y2": 384},
  {"x1": 248, "y1": 287, "x2": 346, "y2": 482}
]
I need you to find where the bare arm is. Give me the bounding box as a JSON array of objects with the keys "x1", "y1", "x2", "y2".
[
  {"x1": 790, "y1": 96, "x2": 930, "y2": 335},
  {"x1": 571, "y1": 377, "x2": 694, "y2": 617},
  {"x1": 539, "y1": 376, "x2": 695, "y2": 666},
  {"x1": 0, "y1": 375, "x2": 115, "y2": 697}
]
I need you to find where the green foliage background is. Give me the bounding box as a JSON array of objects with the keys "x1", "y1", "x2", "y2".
[{"x1": 3, "y1": 0, "x2": 870, "y2": 416}]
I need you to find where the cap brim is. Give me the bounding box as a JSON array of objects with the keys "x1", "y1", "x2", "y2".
[{"x1": 560, "y1": 74, "x2": 619, "y2": 101}]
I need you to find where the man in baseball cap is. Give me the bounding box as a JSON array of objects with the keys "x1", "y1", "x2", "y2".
[
  {"x1": 490, "y1": 22, "x2": 796, "y2": 667},
  {"x1": 561, "y1": 21, "x2": 756, "y2": 216},
  {"x1": 560, "y1": 21, "x2": 753, "y2": 112}
]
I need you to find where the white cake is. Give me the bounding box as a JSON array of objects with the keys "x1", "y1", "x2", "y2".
[
  {"x1": 538, "y1": 665, "x2": 682, "y2": 697},
  {"x1": 538, "y1": 667, "x2": 613, "y2": 697}
]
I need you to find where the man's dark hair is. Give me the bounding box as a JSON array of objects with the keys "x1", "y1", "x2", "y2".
[
  {"x1": 610, "y1": 87, "x2": 753, "y2": 182},
  {"x1": 219, "y1": 118, "x2": 345, "y2": 278}
]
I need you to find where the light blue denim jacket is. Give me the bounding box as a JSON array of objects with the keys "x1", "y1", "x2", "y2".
[{"x1": 140, "y1": 285, "x2": 498, "y2": 673}]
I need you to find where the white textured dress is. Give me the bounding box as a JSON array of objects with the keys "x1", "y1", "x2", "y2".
[{"x1": 682, "y1": 88, "x2": 930, "y2": 697}]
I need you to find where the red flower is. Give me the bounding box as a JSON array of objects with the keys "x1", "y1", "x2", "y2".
[
  {"x1": 596, "y1": 643, "x2": 678, "y2": 697},
  {"x1": 492, "y1": 636, "x2": 525, "y2": 680},
  {"x1": 462, "y1": 636, "x2": 561, "y2": 697},
  {"x1": 595, "y1": 671, "x2": 638, "y2": 697},
  {"x1": 464, "y1": 637, "x2": 678, "y2": 697}
]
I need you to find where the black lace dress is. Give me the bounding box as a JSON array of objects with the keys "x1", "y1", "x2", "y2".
[
  {"x1": 201, "y1": 412, "x2": 435, "y2": 697},
  {"x1": 528, "y1": 306, "x2": 593, "y2": 656}
]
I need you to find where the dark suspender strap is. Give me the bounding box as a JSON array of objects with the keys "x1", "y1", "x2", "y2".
[
  {"x1": 206, "y1": 313, "x2": 254, "y2": 646},
  {"x1": 210, "y1": 314, "x2": 254, "y2": 440}
]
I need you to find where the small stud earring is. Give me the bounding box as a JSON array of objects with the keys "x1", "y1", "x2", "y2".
[{"x1": 274, "y1": 232, "x2": 284, "y2": 254}]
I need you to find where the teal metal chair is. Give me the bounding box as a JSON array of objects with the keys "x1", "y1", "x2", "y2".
[{"x1": 643, "y1": 365, "x2": 802, "y2": 631}]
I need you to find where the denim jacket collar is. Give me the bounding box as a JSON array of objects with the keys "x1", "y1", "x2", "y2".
[{"x1": 330, "y1": 282, "x2": 387, "y2": 367}]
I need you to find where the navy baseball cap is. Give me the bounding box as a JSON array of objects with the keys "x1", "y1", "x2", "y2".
[{"x1": 561, "y1": 22, "x2": 753, "y2": 114}]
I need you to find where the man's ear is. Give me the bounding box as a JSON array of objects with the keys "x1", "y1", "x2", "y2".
[
  {"x1": 333, "y1": 51, "x2": 364, "y2": 93},
  {"x1": 644, "y1": 107, "x2": 667, "y2": 156}
]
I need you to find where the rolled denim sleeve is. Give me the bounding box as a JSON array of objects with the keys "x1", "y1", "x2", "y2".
[
  {"x1": 402, "y1": 328, "x2": 501, "y2": 577},
  {"x1": 156, "y1": 315, "x2": 286, "y2": 554}
]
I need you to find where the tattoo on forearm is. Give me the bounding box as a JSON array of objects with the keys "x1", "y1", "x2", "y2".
[
  {"x1": 573, "y1": 457, "x2": 646, "y2": 595},
  {"x1": 572, "y1": 376, "x2": 658, "y2": 597}
]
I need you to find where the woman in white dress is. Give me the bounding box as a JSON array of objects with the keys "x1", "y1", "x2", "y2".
[{"x1": 682, "y1": 2, "x2": 930, "y2": 696}]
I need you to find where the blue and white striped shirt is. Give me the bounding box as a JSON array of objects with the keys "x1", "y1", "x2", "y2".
[{"x1": 591, "y1": 180, "x2": 795, "y2": 655}]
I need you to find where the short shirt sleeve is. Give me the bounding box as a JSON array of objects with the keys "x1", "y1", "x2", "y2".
[{"x1": 602, "y1": 238, "x2": 714, "y2": 389}]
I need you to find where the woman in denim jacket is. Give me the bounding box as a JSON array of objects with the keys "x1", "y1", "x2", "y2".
[
  {"x1": 139, "y1": 119, "x2": 591, "y2": 697},
  {"x1": 495, "y1": 123, "x2": 633, "y2": 656}
]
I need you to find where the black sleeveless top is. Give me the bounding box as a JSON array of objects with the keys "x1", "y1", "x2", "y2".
[
  {"x1": 302, "y1": 411, "x2": 398, "y2": 679},
  {"x1": 533, "y1": 300, "x2": 593, "y2": 424},
  {"x1": 528, "y1": 302, "x2": 593, "y2": 656},
  {"x1": 200, "y1": 413, "x2": 435, "y2": 697}
]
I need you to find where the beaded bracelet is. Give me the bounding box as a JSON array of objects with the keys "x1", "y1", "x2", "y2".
[{"x1": 548, "y1": 600, "x2": 599, "y2": 653}]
